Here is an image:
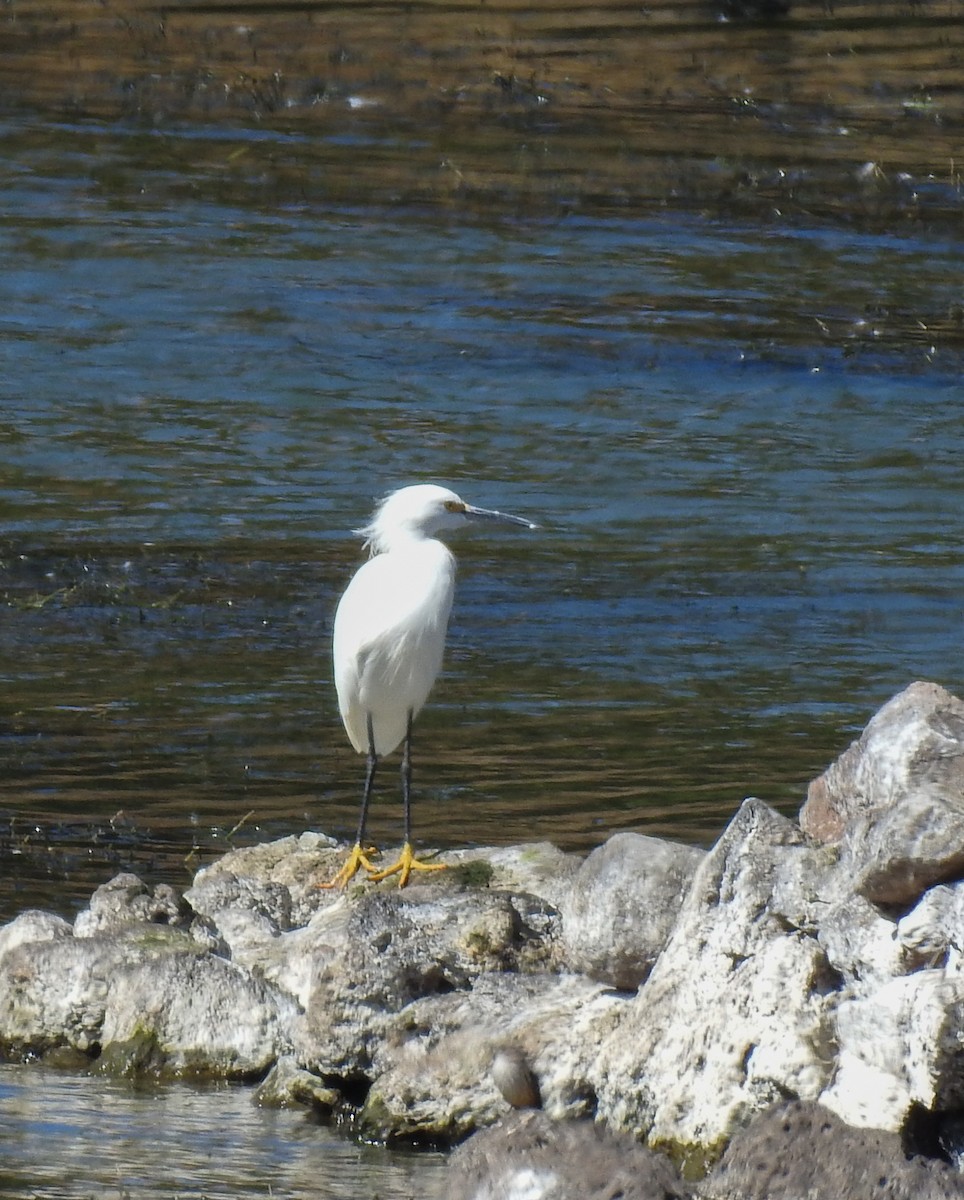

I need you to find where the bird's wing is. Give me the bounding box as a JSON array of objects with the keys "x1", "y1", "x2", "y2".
[{"x1": 332, "y1": 543, "x2": 456, "y2": 755}]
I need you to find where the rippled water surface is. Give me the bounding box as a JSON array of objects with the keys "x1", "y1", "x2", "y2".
[
  {"x1": 1, "y1": 114, "x2": 963, "y2": 927},
  {"x1": 0, "y1": 1063, "x2": 446, "y2": 1197},
  {"x1": 0, "y1": 87, "x2": 963, "y2": 1195}
]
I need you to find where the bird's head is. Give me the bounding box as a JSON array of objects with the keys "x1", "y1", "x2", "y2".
[{"x1": 358, "y1": 484, "x2": 535, "y2": 555}]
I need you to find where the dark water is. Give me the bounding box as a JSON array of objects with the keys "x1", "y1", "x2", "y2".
[
  {"x1": 1, "y1": 114, "x2": 963, "y2": 925},
  {"x1": 0, "y1": 100, "x2": 963, "y2": 1196}
]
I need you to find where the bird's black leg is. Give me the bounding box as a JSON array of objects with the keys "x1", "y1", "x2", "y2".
[
  {"x1": 356, "y1": 712, "x2": 378, "y2": 848},
  {"x1": 368, "y1": 707, "x2": 446, "y2": 886},
  {"x1": 400, "y1": 709, "x2": 414, "y2": 846},
  {"x1": 320, "y1": 713, "x2": 380, "y2": 888}
]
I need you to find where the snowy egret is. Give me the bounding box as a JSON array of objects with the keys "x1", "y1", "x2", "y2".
[{"x1": 323, "y1": 483, "x2": 536, "y2": 889}]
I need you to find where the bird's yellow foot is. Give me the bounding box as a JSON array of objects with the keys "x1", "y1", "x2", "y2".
[
  {"x1": 367, "y1": 842, "x2": 447, "y2": 888},
  {"x1": 318, "y1": 842, "x2": 380, "y2": 889}
]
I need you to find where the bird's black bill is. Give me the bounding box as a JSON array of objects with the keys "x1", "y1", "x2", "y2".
[{"x1": 463, "y1": 504, "x2": 538, "y2": 530}]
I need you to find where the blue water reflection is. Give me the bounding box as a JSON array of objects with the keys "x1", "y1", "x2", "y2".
[{"x1": 0, "y1": 116, "x2": 962, "y2": 919}]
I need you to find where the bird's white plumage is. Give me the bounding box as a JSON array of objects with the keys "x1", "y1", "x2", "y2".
[
  {"x1": 333, "y1": 537, "x2": 455, "y2": 756},
  {"x1": 326, "y1": 483, "x2": 535, "y2": 888},
  {"x1": 333, "y1": 484, "x2": 486, "y2": 758}
]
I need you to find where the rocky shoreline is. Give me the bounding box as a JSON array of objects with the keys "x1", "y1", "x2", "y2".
[{"x1": 4, "y1": 680, "x2": 964, "y2": 1197}]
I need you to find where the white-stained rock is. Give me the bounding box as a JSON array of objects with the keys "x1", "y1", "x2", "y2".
[
  {"x1": 0, "y1": 926, "x2": 198, "y2": 1058},
  {"x1": 0, "y1": 909, "x2": 73, "y2": 966},
  {"x1": 190, "y1": 831, "x2": 338, "y2": 926},
  {"x1": 196, "y1": 833, "x2": 577, "y2": 924},
  {"x1": 357, "y1": 972, "x2": 622, "y2": 1142},
  {"x1": 183, "y1": 869, "x2": 293, "y2": 933},
  {"x1": 591, "y1": 799, "x2": 837, "y2": 1153},
  {"x1": 802, "y1": 681, "x2": 964, "y2": 905},
  {"x1": 817, "y1": 894, "x2": 903, "y2": 993},
  {"x1": 74, "y1": 872, "x2": 187, "y2": 937},
  {"x1": 98, "y1": 951, "x2": 297, "y2": 1077},
  {"x1": 0, "y1": 897, "x2": 294, "y2": 1079},
  {"x1": 820, "y1": 970, "x2": 964, "y2": 1130},
  {"x1": 298, "y1": 885, "x2": 561, "y2": 1077},
  {"x1": 898, "y1": 883, "x2": 964, "y2": 974},
  {"x1": 560, "y1": 831, "x2": 704, "y2": 990}
]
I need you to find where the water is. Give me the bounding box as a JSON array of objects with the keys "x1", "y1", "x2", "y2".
[
  {"x1": 0, "y1": 58, "x2": 963, "y2": 1195},
  {"x1": 1, "y1": 116, "x2": 963, "y2": 926},
  {"x1": 0, "y1": 1063, "x2": 447, "y2": 1198}
]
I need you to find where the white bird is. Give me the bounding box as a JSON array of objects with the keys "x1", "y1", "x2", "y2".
[{"x1": 323, "y1": 483, "x2": 536, "y2": 888}]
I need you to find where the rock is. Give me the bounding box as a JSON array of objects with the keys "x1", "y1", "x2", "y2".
[
  {"x1": 801, "y1": 681, "x2": 964, "y2": 905},
  {"x1": 444, "y1": 842, "x2": 582, "y2": 911},
  {"x1": 817, "y1": 893, "x2": 905, "y2": 994},
  {"x1": 97, "y1": 951, "x2": 297, "y2": 1078},
  {"x1": 445, "y1": 1109, "x2": 691, "y2": 1200},
  {"x1": 897, "y1": 882, "x2": 964, "y2": 973},
  {"x1": 356, "y1": 972, "x2": 620, "y2": 1142},
  {"x1": 8, "y1": 685, "x2": 964, "y2": 1164},
  {"x1": 591, "y1": 799, "x2": 837, "y2": 1156},
  {"x1": 0, "y1": 909, "x2": 73, "y2": 964},
  {"x1": 0, "y1": 925, "x2": 196, "y2": 1061},
  {"x1": 254, "y1": 1054, "x2": 339, "y2": 1112},
  {"x1": 0, "y1": 907, "x2": 294, "y2": 1079},
  {"x1": 190, "y1": 831, "x2": 338, "y2": 927},
  {"x1": 298, "y1": 885, "x2": 561, "y2": 1078},
  {"x1": 195, "y1": 834, "x2": 576, "y2": 926},
  {"x1": 184, "y1": 870, "x2": 293, "y2": 933},
  {"x1": 819, "y1": 879, "x2": 964, "y2": 997},
  {"x1": 819, "y1": 970, "x2": 964, "y2": 1131},
  {"x1": 561, "y1": 831, "x2": 704, "y2": 990},
  {"x1": 74, "y1": 872, "x2": 188, "y2": 937},
  {"x1": 702, "y1": 1099, "x2": 964, "y2": 1200}
]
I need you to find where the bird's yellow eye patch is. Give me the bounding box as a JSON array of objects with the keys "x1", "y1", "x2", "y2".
[{"x1": 444, "y1": 500, "x2": 465, "y2": 513}]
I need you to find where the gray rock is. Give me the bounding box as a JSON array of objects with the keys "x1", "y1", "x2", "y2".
[
  {"x1": 254, "y1": 1053, "x2": 339, "y2": 1111},
  {"x1": 591, "y1": 799, "x2": 837, "y2": 1153},
  {"x1": 183, "y1": 870, "x2": 293, "y2": 934},
  {"x1": 0, "y1": 909, "x2": 73, "y2": 964},
  {"x1": 0, "y1": 903, "x2": 293, "y2": 1080},
  {"x1": 74, "y1": 872, "x2": 188, "y2": 937},
  {"x1": 193, "y1": 831, "x2": 339, "y2": 926},
  {"x1": 446, "y1": 1110, "x2": 691, "y2": 1200},
  {"x1": 561, "y1": 831, "x2": 704, "y2": 990},
  {"x1": 0, "y1": 925, "x2": 197, "y2": 1060},
  {"x1": 801, "y1": 681, "x2": 964, "y2": 905},
  {"x1": 299, "y1": 886, "x2": 561, "y2": 1078},
  {"x1": 356, "y1": 972, "x2": 619, "y2": 1142},
  {"x1": 98, "y1": 951, "x2": 297, "y2": 1078},
  {"x1": 702, "y1": 1099, "x2": 964, "y2": 1200}
]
